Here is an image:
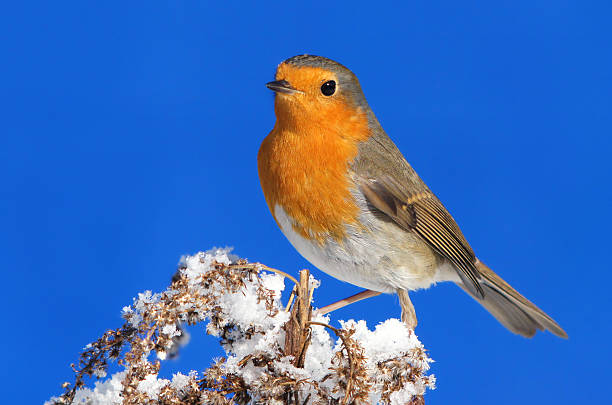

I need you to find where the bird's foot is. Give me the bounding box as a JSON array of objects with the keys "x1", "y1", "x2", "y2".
[
  {"x1": 314, "y1": 289, "x2": 382, "y2": 317},
  {"x1": 398, "y1": 289, "x2": 418, "y2": 332}
]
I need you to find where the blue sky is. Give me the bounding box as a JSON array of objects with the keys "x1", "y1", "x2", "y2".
[{"x1": 2, "y1": 1, "x2": 611, "y2": 403}]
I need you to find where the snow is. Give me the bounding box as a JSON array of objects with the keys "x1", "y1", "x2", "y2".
[
  {"x1": 137, "y1": 374, "x2": 169, "y2": 399},
  {"x1": 68, "y1": 371, "x2": 126, "y2": 405},
  {"x1": 47, "y1": 248, "x2": 435, "y2": 404}
]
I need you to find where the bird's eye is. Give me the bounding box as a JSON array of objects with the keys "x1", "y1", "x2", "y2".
[{"x1": 320, "y1": 80, "x2": 336, "y2": 96}]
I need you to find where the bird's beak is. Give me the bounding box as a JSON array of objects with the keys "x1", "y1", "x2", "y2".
[{"x1": 266, "y1": 80, "x2": 298, "y2": 94}]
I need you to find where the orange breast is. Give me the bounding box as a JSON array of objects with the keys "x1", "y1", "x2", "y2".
[{"x1": 258, "y1": 100, "x2": 370, "y2": 243}]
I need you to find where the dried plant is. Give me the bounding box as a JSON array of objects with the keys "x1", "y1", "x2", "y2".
[{"x1": 47, "y1": 248, "x2": 435, "y2": 405}]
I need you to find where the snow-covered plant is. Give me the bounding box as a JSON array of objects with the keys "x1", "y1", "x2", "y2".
[{"x1": 47, "y1": 248, "x2": 435, "y2": 405}]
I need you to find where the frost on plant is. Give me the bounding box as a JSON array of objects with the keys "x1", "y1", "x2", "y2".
[{"x1": 47, "y1": 248, "x2": 435, "y2": 405}]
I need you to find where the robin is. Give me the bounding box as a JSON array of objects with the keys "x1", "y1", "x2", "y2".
[{"x1": 258, "y1": 54, "x2": 567, "y2": 338}]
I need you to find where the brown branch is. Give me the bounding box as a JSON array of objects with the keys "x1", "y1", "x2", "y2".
[{"x1": 49, "y1": 256, "x2": 433, "y2": 405}]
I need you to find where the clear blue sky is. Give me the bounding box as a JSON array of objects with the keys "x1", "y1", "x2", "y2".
[{"x1": 2, "y1": 2, "x2": 610, "y2": 404}]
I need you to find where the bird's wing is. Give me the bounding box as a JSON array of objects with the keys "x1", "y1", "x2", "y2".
[{"x1": 351, "y1": 131, "x2": 484, "y2": 298}]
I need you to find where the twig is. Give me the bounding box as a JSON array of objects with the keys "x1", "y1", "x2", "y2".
[
  {"x1": 284, "y1": 286, "x2": 296, "y2": 312},
  {"x1": 229, "y1": 262, "x2": 299, "y2": 286},
  {"x1": 308, "y1": 321, "x2": 356, "y2": 405}
]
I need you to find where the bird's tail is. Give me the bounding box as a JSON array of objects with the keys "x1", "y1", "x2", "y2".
[{"x1": 458, "y1": 259, "x2": 567, "y2": 338}]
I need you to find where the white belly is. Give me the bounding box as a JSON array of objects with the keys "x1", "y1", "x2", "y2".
[{"x1": 274, "y1": 205, "x2": 457, "y2": 293}]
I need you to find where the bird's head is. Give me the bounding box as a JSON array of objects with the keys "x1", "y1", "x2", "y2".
[{"x1": 267, "y1": 55, "x2": 370, "y2": 129}]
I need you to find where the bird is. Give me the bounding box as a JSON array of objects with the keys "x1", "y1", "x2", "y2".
[{"x1": 257, "y1": 54, "x2": 567, "y2": 338}]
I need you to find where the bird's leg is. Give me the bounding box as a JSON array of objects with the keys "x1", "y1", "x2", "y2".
[
  {"x1": 314, "y1": 289, "x2": 382, "y2": 316},
  {"x1": 397, "y1": 289, "x2": 417, "y2": 330}
]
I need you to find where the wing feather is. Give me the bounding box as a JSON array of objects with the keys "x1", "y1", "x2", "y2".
[{"x1": 358, "y1": 176, "x2": 484, "y2": 298}]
